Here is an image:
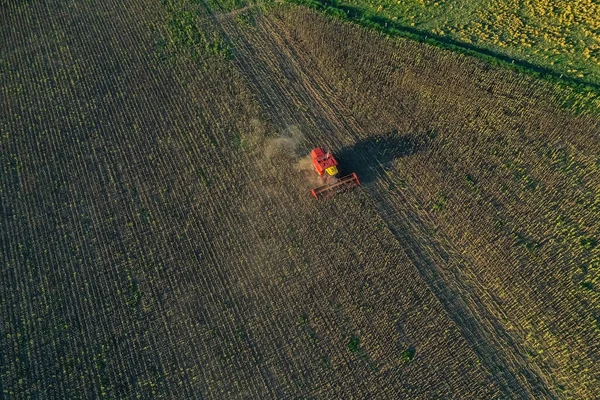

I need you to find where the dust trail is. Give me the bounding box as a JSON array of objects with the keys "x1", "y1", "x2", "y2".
[
  {"x1": 295, "y1": 153, "x2": 322, "y2": 187},
  {"x1": 264, "y1": 125, "x2": 305, "y2": 158},
  {"x1": 262, "y1": 125, "x2": 322, "y2": 186},
  {"x1": 295, "y1": 155, "x2": 313, "y2": 171}
]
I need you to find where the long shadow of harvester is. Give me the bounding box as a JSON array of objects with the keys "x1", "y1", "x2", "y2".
[{"x1": 336, "y1": 130, "x2": 431, "y2": 184}]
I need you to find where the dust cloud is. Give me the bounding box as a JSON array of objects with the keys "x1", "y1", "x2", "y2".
[
  {"x1": 262, "y1": 125, "x2": 321, "y2": 186},
  {"x1": 264, "y1": 125, "x2": 305, "y2": 158}
]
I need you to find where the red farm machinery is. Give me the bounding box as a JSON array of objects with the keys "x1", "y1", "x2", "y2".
[{"x1": 310, "y1": 147, "x2": 360, "y2": 199}]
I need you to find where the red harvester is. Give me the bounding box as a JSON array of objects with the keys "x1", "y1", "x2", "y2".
[{"x1": 310, "y1": 147, "x2": 360, "y2": 199}]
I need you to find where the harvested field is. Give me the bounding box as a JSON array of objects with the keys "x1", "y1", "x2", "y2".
[{"x1": 1, "y1": 0, "x2": 599, "y2": 398}]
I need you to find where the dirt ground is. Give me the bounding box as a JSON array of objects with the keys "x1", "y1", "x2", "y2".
[{"x1": 1, "y1": 0, "x2": 598, "y2": 398}]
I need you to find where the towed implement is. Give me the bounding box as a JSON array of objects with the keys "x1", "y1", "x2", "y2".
[{"x1": 310, "y1": 147, "x2": 360, "y2": 199}]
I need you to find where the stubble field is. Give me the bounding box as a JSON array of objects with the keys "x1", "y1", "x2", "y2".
[{"x1": 1, "y1": 0, "x2": 599, "y2": 398}]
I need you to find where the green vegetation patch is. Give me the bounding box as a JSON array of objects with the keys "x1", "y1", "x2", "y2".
[
  {"x1": 347, "y1": 335, "x2": 361, "y2": 352},
  {"x1": 400, "y1": 347, "x2": 415, "y2": 363},
  {"x1": 161, "y1": 0, "x2": 232, "y2": 60}
]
